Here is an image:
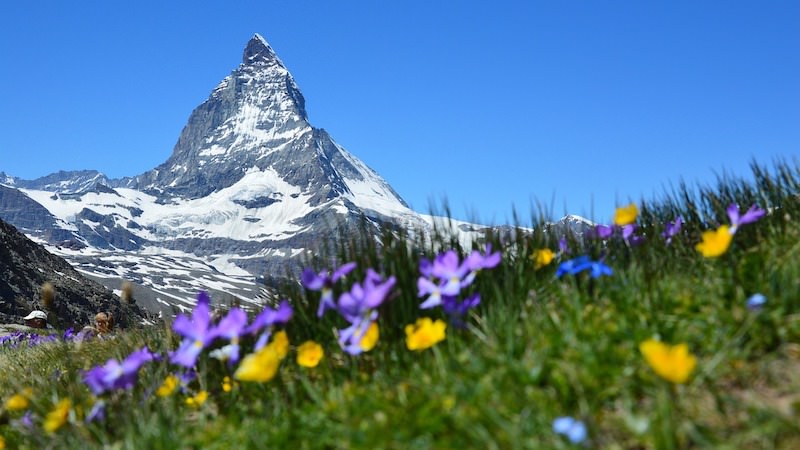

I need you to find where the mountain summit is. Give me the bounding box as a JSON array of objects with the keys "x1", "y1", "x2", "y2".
[{"x1": 243, "y1": 33, "x2": 283, "y2": 66}]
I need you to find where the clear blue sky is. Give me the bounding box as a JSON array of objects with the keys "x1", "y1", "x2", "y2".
[{"x1": 1, "y1": 1, "x2": 798, "y2": 224}]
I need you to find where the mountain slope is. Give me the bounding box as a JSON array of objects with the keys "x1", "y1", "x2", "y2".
[{"x1": 0, "y1": 218, "x2": 151, "y2": 327}]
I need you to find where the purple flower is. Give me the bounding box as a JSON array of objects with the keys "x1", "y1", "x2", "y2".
[
  {"x1": 419, "y1": 258, "x2": 433, "y2": 278},
  {"x1": 465, "y1": 244, "x2": 501, "y2": 272},
  {"x1": 208, "y1": 307, "x2": 248, "y2": 365},
  {"x1": 727, "y1": 203, "x2": 766, "y2": 233},
  {"x1": 621, "y1": 224, "x2": 645, "y2": 246},
  {"x1": 302, "y1": 262, "x2": 356, "y2": 317},
  {"x1": 432, "y1": 250, "x2": 473, "y2": 295},
  {"x1": 334, "y1": 270, "x2": 395, "y2": 355},
  {"x1": 558, "y1": 237, "x2": 570, "y2": 255},
  {"x1": 746, "y1": 293, "x2": 766, "y2": 311},
  {"x1": 170, "y1": 291, "x2": 215, "y2": 368},
  {"x1": 86, "y1": 401, "x2": 106, "y2": 423},
  {"x1": 63, "y1": 328, "x2": 75, "y2": 341},
  {"x1": 594, "y1": 224, "x2": 614, "y2": 239},
  {"x1": 12, "y1": 411, "x2": 35, "y2": 430},
  {"x1": 553, "y1": 416, "x2": 587, "y2": 444},
  {"x1": 418, "y1": 250, "x2": 474, "y2": 308},
  {"x1": 442, "y1": 293, "x2": 481, "y2": 328},
  {"x1": 417, "y1": 277, "x2": 443, "y2": 309},
  {"x1": 246, "y1": 300, "x2": 293, "y2": 351},
  {"x1": 661, "y1": 216, "x2": 683, "y2": 245},
  {"x1": 337, "y1": 269, "x2": 396, "y2": 323},
  {"x1": 83, "y1": 347, "x2": 156, "y2": 395},
  {"x1": 338, "y1": 311, "x2": 378, "y2": 355}
]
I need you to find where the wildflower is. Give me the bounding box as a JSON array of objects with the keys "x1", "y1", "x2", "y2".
[
  {"x1": 247, "y1": 300, "x2": 293, "y2": 351},
  {"x1": 337, "y1": 270, "x2": 395, "y2": 320},
  {"x1": 640, "y1": 339, "x2": 697, "y2": 384},
  {"x1": 621, "y1": 224, "x2": 645, "y2": 246},
  {"x1": 613, "y1": 203, "x2": 638, "y2": 226},
  {"x1": 405, "y1": 318, "x2": 447, "y2": 351},
  {"x1": 222, "y1": 376, "x2": 234, "y2": 393},
  {"x1": 661, "y1": 216, "x2": 683, "y2": 245},
  {"x1": 12, "y1": 411, "x2": 34, "y2": 430},
  {"x1": 418, "y1": 250, "x2": 473, "y2": 309},
  {"x1": 359, "y1": 322, "x2": 380, "y2": 352},
  {"x1": 553, "y1": 416, "x2": 587, "y2": 444},
  {"x1": 207, "y1": 307, "x2": 248, "y2": 365},
  {"x1": 556, "y1": 256, "x2": 612, "y2": 278},
  {"x1": 270, "y1": 330, "x2": 290, "y2": 359},
  {"x1": 464, "y1": 244, "x2": 502, "y2": 272},
  {"x1": 301, "y1": 262, "x2": 356, "y2": 317},
  {"x1": 83, "y1": 347, "x2": 156, "y2": 395},
  {"x1": 4, "y1": 388, "x2": 32, "y2": 411},
  {"x1": 695, "y1": 225, "x2": 733, "y2": 258},
  {"x1": 337, "y1": 315, "x2": 379, "y2": 355},
  {"x1": 432, "y1": 250, "x2": 473, "y2": 296},
  {"x1": 442, "y1": 293, "x2": 480, "y2": 328},
  {"x1": 85, "y1": 400, "x2": 105, "y2": 423},
  {"x1": 156, "y1": 375, "x2": 180, "y2": 397},
  {"x1": 170, "y1": 291, "x2": 215, "y2": 368},
  {"x1": 531, "y1": 248, "x2": 555, "y2": 270},
  {"x1": 746, "y1": 293, "x2": 767, "y2": 311},
  {"x1": 593, "y1": 224, "x2": 614, "y2": 239},
  {"x1": 727, "y1": 203, "x2": 766, "y2": 233},
  {"x1": 336, "y1": 270, "x2": 395, "y2": 355},
  {"x1": 43, "y1": 398, "x2": 71, "y2": 433},
  {"x1": 297, "y1": 341, "x2": 324, "y2": 368},
  {"x1": 0, "y1": 435, "x2": 4, "y2": 449},
  {"x1": 558, "y1": 237, "x2": 570, "y2": 255},
  {"x1": 185, "y1": 390, "x2": 208, "y2": 408},
  {"x1": 234, "y1": 346, "x2": 281, "y2": 382}
]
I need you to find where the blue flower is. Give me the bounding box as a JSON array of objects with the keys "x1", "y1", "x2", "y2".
[
  {"x1": 553, "y1": 416, "x2": 587, "y2": 444},
  {"x1": 556, "y1": 256, "x2": 612, "y2": 278},
  {"x1": 746, "y1": 293, "x2": 766, "y2": 311}
]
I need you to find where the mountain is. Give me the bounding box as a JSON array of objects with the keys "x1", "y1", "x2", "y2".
[
  {"x1": 0, "y1": 34, "x2": 434, "y2": 313},
  {"x1": 0, "y1": 217, "x2": 151, "y2": 327}
]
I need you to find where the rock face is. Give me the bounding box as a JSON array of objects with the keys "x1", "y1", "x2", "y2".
[{"x1": 0, "y1": 218, "x2": 151, "y2": 328}]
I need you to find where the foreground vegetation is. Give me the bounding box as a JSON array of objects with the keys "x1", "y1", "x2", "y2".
[{"x1": 2, "y1": 160, "x2": 800, "y2": 449}]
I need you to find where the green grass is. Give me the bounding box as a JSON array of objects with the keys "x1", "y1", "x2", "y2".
[{"x1": 2, "y1": 159, "x2": 800, "y2": 449}]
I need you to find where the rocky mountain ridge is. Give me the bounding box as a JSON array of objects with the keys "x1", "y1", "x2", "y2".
[{"x1": 0, "y1": 218, "x2": 151, "y2": 327}]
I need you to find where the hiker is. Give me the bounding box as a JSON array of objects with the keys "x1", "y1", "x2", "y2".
[
  {"x1": 79, "y1": 312, "x2": 115, "y2": 340},
  {"x1": 23, "y1": 310, "x2": 49, "y2": 329}
]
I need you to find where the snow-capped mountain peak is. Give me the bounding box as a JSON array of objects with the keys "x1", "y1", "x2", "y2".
[
  {"x1": 0, "y1": 34, "x2": 435, "y2": 314},
  {"x1": 243, "y1": 33, "x2": 283, "y2": 67}
]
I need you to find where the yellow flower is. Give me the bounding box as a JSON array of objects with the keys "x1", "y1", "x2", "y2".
[
  {"x1": 360, "y1": 322, "x2": 380, "y2": 352},
  {"x1": 234, "y1": 346, "x2": 281, "y2": 382},
  {"x1": 405, "y1": 318, "x2": 447, "y2": 351},
  {"x1": 530, "y1": 248, "x2": 555, "y2": 270},
  {"x1": 222, "y1": 376, "x2": 234, "y2": 393},
  {"x1": 269, "y1": 330, "x2": 290, "y2": 360},
  {"x1": 297, "y1": 341, "x2": 324, "y2": 368},
  {"x1": 156, "y1": 375, "x2": 179, "y2": 397},
  {"x1": 640, "y1": 339, "x2": 697, "y2": 384},
  {"x1": 185, "y1": 390, "x2": 208, "y2": 408},
  {"x1": 695, "y1": 225, "x2": 733, "y2": 258},
  {"x1": 0, "y1": 434, "x2": 5, "y2": 449},
  {"x1": 43, "y1": 399, "x2": 71, "y2": 433},
  {"x1": 613, "y1": 203, "x2": 639, "y2": 226},
  {"x1": 4, "y1": 388, "x2": 32, "y2": 411}
]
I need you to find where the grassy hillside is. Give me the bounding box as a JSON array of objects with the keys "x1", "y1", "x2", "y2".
[{"x1": 2, "y1": 160, "x2": 799, "y2": 449}]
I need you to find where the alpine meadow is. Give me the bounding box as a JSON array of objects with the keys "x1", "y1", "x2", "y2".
[{"x1": 1, "y1": 159, "x2": 800, "y2": 448}]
